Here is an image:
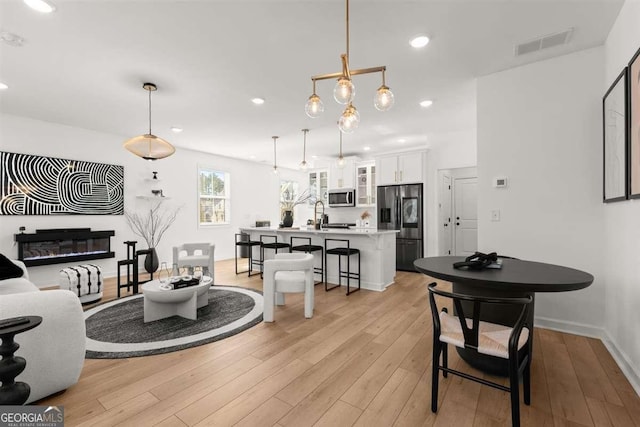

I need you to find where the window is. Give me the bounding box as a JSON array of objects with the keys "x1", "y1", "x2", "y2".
[{"x1": 198, "y1": 167, "x2": 230, "y2": 225}]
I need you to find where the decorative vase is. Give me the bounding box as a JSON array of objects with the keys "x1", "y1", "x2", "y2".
[
  {"x1": 282, "y1": 210, "x2": 294, "y2": 228},
  {"x1": 144, "y1": 248, "x2": 159, "y2": 274}
]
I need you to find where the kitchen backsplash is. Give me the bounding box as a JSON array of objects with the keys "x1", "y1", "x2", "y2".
[{"x1": 296, "y1": 205, "x2": 376, "y2": 227}]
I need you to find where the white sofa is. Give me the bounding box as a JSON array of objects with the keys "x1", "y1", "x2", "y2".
[{"x1": 0, "y1": 260, "x2": 85, "y2": 403}]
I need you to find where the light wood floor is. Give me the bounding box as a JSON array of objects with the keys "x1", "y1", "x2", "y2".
[{"x1": 38, "y1": 259, "x2": 640, "y2": 426}]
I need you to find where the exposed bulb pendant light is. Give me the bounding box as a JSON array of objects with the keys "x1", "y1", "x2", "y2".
[
  {"x1": 305, "y1": 0, "x2": 394, "y2": 133},
  {"x1": 337, "y1": 130, "x2": 345, "y2": 168},
  {"x1": 123, "y1": 83, "x2": 175, "y2": 161},
  {"x1": 300, "y1": 129, "x2": 309, "y2": 170},
  {"x1": 272, "y1": 136, "x2": 279, "y2": 174},
  {"x1": 339, "y1": 103, "x2": 360, "y2": 133},
  {"x1": 374, "y1": 69, "x2": 394, "y2": 111}
]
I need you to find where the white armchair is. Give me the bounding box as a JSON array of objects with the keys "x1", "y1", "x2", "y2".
[
  {"x1": 0, "y1": 259, "x2": 85, "y2": 403},
  {"x1": 172, "y1": 243, "x2": 215, "y2": 283},
  {"x1": 263, "y1": 253, "x2": 314, "y2": 322}
]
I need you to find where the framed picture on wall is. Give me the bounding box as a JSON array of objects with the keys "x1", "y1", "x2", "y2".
[
  {"x1": 629, "y1": 47, "x2": 640, "y2": 198},
  {"x1": 602, "y1": 69, "x2": 628, "y2": 202}
]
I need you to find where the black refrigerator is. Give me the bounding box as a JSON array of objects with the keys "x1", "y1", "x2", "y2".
[{"x1": 377, "y1": 184, "x2": 424, "y2": 271}]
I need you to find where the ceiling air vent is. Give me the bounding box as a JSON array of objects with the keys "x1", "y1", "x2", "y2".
[{"x1": 515, "y1": 28, "x2": 573, "y2": 56}]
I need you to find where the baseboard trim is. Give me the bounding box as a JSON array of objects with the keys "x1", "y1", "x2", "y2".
[
  {"x1": 601, "y1": 331, "x2": 640, "y2": 397},
  {"x1": 535, "y1": 316, "x2": 640, "y2": 397},
  {"x1": 534, "y1": 316, "x2": 603, "y2": 339}
]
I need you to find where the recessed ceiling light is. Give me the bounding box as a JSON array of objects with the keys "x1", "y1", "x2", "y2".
[
  {"x1": 410, "y1": 35, "x2": 430, "y2": 48},
  {"x1": 23, "y1": 0, "x2": 56, "y2": 13},
  {"x1": 0, "y1": 82, "x2": 8, "y2": 90},
  {"x1": 251, "y1": 97, "x2": 265, "y2": 105},
  {"x1": 398, "y1": 139, "x2": 406, "y2": 143},
  {"x1": 419, "y1": 100, "x2": 433, "y2": 108},
  {"x1": 311, "y1": 155, "x2": 318, "y2": 159},
  {"x1": 249, "y1": 155, "x2": 256, "y2": 159},
  {"x1": 363, "y1": 146, "x2": 371, "y2": 151},
  {"x1": 170, "y1": 126, "x2": 183, "y2": 133},
  {"x1": 1, "y1": 31, "x2": 25, "y2": 47}
]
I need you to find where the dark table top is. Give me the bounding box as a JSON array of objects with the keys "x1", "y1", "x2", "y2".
[{"x1": 414, "y1": 256, "x2": 594, "y2": 292}]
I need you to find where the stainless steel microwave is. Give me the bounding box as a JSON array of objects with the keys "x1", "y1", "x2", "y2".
[{"x1": 328, "y1": 188, "x2": 356, "y2": 207}]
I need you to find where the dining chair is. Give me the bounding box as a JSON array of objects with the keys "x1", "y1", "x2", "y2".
[{"x1": 427, "y1": 282, "x2": 532, "y2": 427}]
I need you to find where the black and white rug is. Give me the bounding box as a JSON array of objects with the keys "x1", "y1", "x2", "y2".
[{"x1": 84, "y1": 286, "x2": 263, "y2": 359}]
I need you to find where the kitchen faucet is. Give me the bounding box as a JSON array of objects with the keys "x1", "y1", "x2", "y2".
[{"x1": 314, "y1": 200, "x2": 325, "y2": 229}]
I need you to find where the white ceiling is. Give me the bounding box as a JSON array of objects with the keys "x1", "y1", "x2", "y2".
[{"x1": 0, "y1": 0, "x2": 623, "y2": 169}]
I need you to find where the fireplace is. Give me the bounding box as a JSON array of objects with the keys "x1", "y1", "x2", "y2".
[{"x1": 15, "y1": 228, "x2": 115, "y2": 267}]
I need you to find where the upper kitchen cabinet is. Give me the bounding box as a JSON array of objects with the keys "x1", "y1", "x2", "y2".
[
  {"x1": 329, "y1": 159, "x2": 355, "y2": 189},
  {"x1": 356, "y1": 161, "x2": 376, "y2": 206},
  {"x1": 308, "y1": 169, "x2": 328, "y2": 205},
  {"x1": 376, "y1": 151, "x2": 425, "y2": 185}
]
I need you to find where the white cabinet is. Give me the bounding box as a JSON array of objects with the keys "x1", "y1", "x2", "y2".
[
  {"x1": 376, "y1": 151, "x2": 425, "y2": 185},
  {"x1": 308, "y1": 169, "x2": 328, "y2": 205},
  {"x1": 329, "y1": 159, "x2": 355, "y2": 189},
  {"x1": 356, "y1": 162, "x2": 376, "y2": 206}
]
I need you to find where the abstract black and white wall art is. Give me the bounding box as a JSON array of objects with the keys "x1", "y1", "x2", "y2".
[{"x1": 0, "y1": 151, "x2": 124, "y2": 215}]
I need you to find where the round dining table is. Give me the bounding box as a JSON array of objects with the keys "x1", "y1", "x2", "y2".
[{"x1": 414, "y1": 256, "x2": 594, "y2": 375}]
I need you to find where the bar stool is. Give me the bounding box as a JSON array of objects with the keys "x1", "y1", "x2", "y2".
[
  {"x1": 324, "y1": 238, "x2": 360, "y2": 295},
  {"x1": 260, "y1": 235, "x2": 291, "y2": 277},
  {"x1": 290, "y1": 236, "x2": 324, "y2": 285},
  {"x1": 235, "y1": 233, "x2": 261, "y2": 276}
]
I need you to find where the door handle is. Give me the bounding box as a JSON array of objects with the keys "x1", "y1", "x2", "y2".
[
  {"x1": 394, "y1": 171, "x2": 397, "y2": 182},
  {"x1": 456, "y1": 216, "x2": 460, "y2": 220},
  {"x1": 444, "y1": 224, "x2": 448, "y2": 227},
  {"x1": 400, "y1": 171, "x2": 403, "y2": 182},
  {"x1": 456, "y1": 222, "x2": 460, "y2": 226}
]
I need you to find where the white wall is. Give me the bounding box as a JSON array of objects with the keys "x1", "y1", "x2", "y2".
[
  {"x1": 426, "y1": 129, "x2": 477, "y2": 256},
  {"x1": 602, "y1": 0, "x2": 640, "y2": 394},
  {"x1": 477, "y1": 48, "x2": 605, "y2": 333},
  {"x1": 0, "y1": 114, "x2": 306, "y2": 287}
]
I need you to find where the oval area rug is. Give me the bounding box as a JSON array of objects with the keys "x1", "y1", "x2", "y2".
[{"x1": 84, "y1": 286, "x2": 263, "y2": 358}]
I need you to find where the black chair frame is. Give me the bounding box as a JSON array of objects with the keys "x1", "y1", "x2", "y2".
[
  {"x1": 324, "y1": 238, "x2": 360, "y2": 295},
  {"x1": 428, "y1": 282, "x2": 532, "y2": 427},
  {"x1": 259, "y1": 235, "x2": 291, "y2": 278},
  {"x1": 234, "y1": 233, "x2": 262, "y2": 277},
  {"x1": 290, "y1": 236, "x2": 324, "y2": 285}
]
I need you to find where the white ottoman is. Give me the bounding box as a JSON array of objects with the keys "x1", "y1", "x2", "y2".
[{"x1": 60, "y1": 264, "x2": 103, "y2": 303}]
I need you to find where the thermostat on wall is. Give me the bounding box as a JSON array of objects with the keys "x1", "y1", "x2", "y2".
[{"x1": 493, "y1": 177, "x2": 508, "y2": 188}]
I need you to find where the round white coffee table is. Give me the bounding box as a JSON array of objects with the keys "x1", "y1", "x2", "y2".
[{"x1": 142, "y1": 276, "x2": 213, "y2": 323}]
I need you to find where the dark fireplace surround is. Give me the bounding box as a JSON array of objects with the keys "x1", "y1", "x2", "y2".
[{"x1": 15, "y1": 228, "x2": 115, "y2": 267}]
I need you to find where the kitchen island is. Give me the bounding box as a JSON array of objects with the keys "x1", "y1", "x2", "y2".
[{"x1": 239, "y1": 227, "x2": 397, "y2": 292}]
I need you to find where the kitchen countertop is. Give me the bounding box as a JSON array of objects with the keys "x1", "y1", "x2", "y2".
[{"x1": 239, "y1": 227, "x2": 399, "y2": 236}]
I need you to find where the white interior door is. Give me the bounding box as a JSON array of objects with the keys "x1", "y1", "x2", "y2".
[
  {"x1": 440, "y1": 174, "x2": 453, "y2": 255},
  {"x1": 454, "y1": 177, "x2": 478, "y2": 256}
]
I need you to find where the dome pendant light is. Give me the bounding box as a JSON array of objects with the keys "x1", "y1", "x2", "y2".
[
  {"x1": 123, "y1": 82, "x2": 175, "y2": 161},
  {"x1": 300, "y1": 129, "x2": 309, "y2": 170},
  {"x1": 272, "y1": 136, "x2": 279, "y2": 174}
]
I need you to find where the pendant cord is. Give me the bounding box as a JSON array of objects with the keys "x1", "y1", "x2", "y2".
[
  {"x1": 148, "y1": 87, "x2": 152, "y2": 135},
  {"x1": 302, "y1": 129, "x2": 308, "y2": 162},
  {"x1": 346, "y1": 0, "x2": 350, "y2": 58},
  {"x1": 339, "y1": 131, "x2": 343, "y2": 157}
]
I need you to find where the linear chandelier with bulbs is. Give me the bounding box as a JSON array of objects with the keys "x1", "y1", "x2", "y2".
[{"x1": 305, "y1": 0, "x2": 394, "y2": 133}]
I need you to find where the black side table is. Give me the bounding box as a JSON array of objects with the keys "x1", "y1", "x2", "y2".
[{"x1": 0, "y1": 315, "x2": 42, "y2": 405}]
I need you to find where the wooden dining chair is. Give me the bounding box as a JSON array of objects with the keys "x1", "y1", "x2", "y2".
[{"x1": 427, "y1": 282, "x2": 533, "y2": 427}]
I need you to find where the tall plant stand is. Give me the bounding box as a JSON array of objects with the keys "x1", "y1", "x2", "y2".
[{"x1": 117, "y1": 241, "x2": 155, "y2": 297}]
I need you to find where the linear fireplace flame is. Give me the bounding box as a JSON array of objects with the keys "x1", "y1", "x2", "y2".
[{"x1": 15, "y1": 228, "x2": 115, "y2": 267}]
